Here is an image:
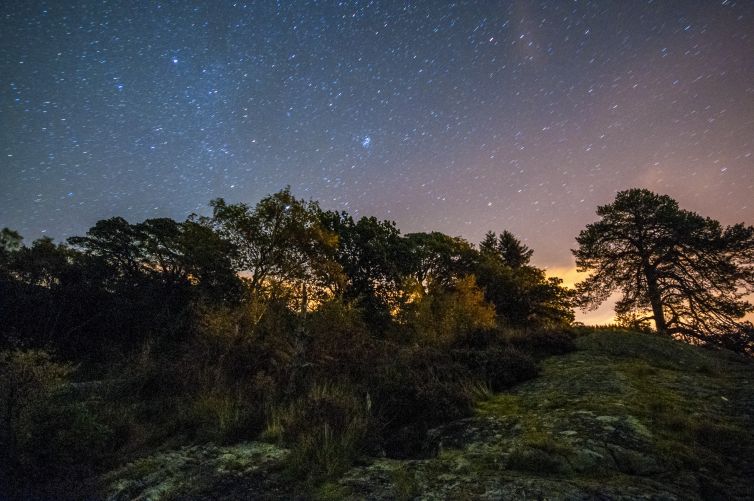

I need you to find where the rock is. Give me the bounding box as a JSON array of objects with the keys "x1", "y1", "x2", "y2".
[
  {"x1": 101, "y1": 442, "x2": 291, "y2": 500},
  {"x1": 606, "y1": 444, "x2": 663, "y2": 476},
  {"x1": 568, "y1": 447, "x2": 613, "y2": 473}
]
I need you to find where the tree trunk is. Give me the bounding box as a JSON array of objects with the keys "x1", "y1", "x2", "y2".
[{"x1": 645, "y1": 267, "x2": 667, "y2": 334}]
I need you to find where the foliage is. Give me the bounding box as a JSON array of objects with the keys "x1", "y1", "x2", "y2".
[
  {"x1": 0, "y1": 349, "x2": 74, "y2": 464},
  {"x1": 573, "y1": 188, "x2": 754, "y2": 349},
  {"x1": 0, "y1": 349, "x2": 112, "y2": 495},
  {"x1": 321, "y1": 211, "x2": 411, "y2": 328},
  {"x1": 407, "y1": 275, "x2": 496, "y2": 346},
  {"x1": 479, "y1": 230, "x2": 533, "y2": 268},
  {"x1": 475, "y1": 254, "x2": 574, "y2": 328},
  {"x1": 266, "y1": 384, "x2": 371, "y2": 484},
  {"x1": 207, "y1": 188, "x2": 342, "y2": 306},
  {"x1": 366, "y1": 346, "x2": 475, "y2": 458},
  {"x1": 0, "y1": 227, "x2": 22, "y2": 253},
  {"x1": 404, "y1": 231, "x2": 477, "y2": 291}
]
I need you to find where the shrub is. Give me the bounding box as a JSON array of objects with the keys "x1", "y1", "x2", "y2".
[
  {"x1": 265, "y1": 384, "x2": 371, "y2": 484},
  {"x1": 508, "y1": 328, "x2": 576, "y2": 357},
  {"x1": 189, "y1": 388, "x2": 263, "y2": 443},
  {"x1": 452, "y1": 347, "x2": 539, "y2": 392},
  {"x1": 305, "y1": 298, "x2": 375, "y2": 383},
  {"x1": 0, "y1": 349, "x2": 113, "y2": 496},
  {"x1": 407, "y1": 275, "x2": 497, "y2": 347},
  {"x1": 21, "y1": 401, "x2": 111, "y2": 471},
  {"x1": 367, "y1": 347, "x2": 474, "y2": 458},
  {"x1": 0, "y1": 349, "x2": 74, "y2": 466}
]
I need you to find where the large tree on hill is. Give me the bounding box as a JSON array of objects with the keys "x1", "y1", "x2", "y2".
[{"x1": 573, "y1": 188, "x2": 754, "y2": 346}]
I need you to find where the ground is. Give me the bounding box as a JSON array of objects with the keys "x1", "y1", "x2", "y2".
[{"x1": 102, "y1": 330, "x2": 754, "y2": 500}]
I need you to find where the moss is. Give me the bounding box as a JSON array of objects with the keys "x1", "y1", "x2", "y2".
[
  {"x1": 575, "y1": 330, "x2": 714, "y2": 373},
  {"x1": 475, "y1": 393, "x2": 522, "y2": 417},
  {"x1": 506, "y1": 447, "x2": 566, "y2": 474},
  {"x1": 391, "y1": 468, "x2": 421, "y2": 500},
  {"x1": 314, "y1": 481, "x2": 352, "y2": 500},
  {"x1": 524, "y1": 434, "x2": 574, "y2": 457}
]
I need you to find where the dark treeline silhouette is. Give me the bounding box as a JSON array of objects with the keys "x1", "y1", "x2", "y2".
[
  {"x1": 0, "y1": 187, "x2": 752, "y2": 497},
  {"x1": 0, "y1": 187, "x2": 574, "y2": 363}
]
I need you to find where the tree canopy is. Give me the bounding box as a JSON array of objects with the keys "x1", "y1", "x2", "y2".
[{"x1": 573, "y1": 188, "x2": 754, "y2": 348}]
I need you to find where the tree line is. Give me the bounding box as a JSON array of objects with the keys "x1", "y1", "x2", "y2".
[
  {"x1": 1, "y1": 187, "x2": 753, "y2": 363},
  {"x1": 0, "y1": 187, "x2": 577, "y2": 364}
]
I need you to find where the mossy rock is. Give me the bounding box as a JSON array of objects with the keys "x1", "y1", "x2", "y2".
[
  {"x1": 101, "y1": 442, "x2": 291, "y2": 500},
  {"x1": 333, "y1": 330, "x2": 754, "y2": 500}
]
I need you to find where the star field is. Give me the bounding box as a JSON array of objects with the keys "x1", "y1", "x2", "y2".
[{"x1": 2, "y1": 0, "x2": 753, "y2": 284}]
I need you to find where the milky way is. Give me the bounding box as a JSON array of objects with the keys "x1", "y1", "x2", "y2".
[{"x1": 2, "y1": 1, "x2": 753, "y2": 298}]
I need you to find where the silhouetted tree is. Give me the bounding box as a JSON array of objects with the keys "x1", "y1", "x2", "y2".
[
  {"x1": 475, "y1": 256, "x2": 573, "y2": 328},
  {"x1": 476, "y1": 230, "x2": 572, "y2": 327},
  {"x1": 479, "y1": 230, "x2": 533, "y2": 268},
  {"x1": 320, "y1": 211, "x2": 410, "y2": 327},
  {"x1": 68, "y1": 217, "x2": 142, "y2": 285},
  {"x1": 404, "y1": 232, "x2": 476, "y2": 292},
  {"x1": 0, "y1": 228, "x2": 21, "y2": 255},
  {"x1": 207, "y1": 188, "x2": 340, "y2": 306},
  {"x1": 573, "y1": 188, "x2": 754, "y2": 347}
]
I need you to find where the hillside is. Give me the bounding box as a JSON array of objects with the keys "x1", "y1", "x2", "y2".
[{"x1": 103, "y1": 329, "x2": 754, "y2": 500}]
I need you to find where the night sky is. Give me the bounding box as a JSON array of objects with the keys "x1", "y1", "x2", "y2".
[{"x1": 2, "y1": 1, "x2": 753, "y2": 321}]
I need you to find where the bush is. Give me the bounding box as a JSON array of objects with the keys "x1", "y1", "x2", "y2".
[
  {"x1": 305, "y1": 298, "x2": 375, "y2": 383},
  {"x1": 0, "y1": 349, "x2": 113, "y2": 496},
  {"x1": 408, "y1": 276, "x2": 497, "y2": 347},
  {"x1": 265, "y1": 384, "x2": 371, "y2": 484},
  {"x1": 0, "y1": 350, "x2": 74, "y2": 466},
  {"x1": 508, "y1": 328, "x2": 576, "y2": 357},
  {"x1": 367, "y1": 347, "x2": 474, "y2": 458},
  {"x1": 21, "y1": 401, "x2": 111, "y2": 472},
  {"x1": 189, "y1": 388, "x2": 263, "y2": 443},
  {"x1": 452, "y1": 347, "x2": 539, "y2": 392}
]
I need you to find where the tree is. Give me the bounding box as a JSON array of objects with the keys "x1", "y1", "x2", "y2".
[
  {"x1": 404, "y1": 232, "x2": 476, "y2": 292},
  {"x1": 479, "y1": 230, "x2": 533, "y2": 269},
  {"x1": 475, "y1": 256, "x2": 574, "y2": 328},
  {"x1": 320, "y1": 211, "x2": 409, "y2": 326},
  {"x1": 475, "y1": 231, "x2": 573, "y2": 328},
  {"x1": 207, "y1": 188, "x2": 340, "y2": 305},
  {"x1": 69, "y1": 216, "x2": 241, "y2": 301},
  {"x1": 573, "y1": 188, "x2": 754, "y2": 346},
  {"x1": 68, "y1": 217, "x2": 142, "y2": 282},
  {"x1": 0, "y1": 228, "x2": 21, "y2": 255}
]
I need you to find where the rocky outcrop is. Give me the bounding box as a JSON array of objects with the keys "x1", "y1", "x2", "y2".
[
  {"x1": 334, "y1": 331, "x2": 754, "y2": 500},
  {"x1": 101, "y1": 331, "x2": 754, "y2": 500},
  {"x1": 102, "y1": 442, "x2": 291, "y2": 500}
]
